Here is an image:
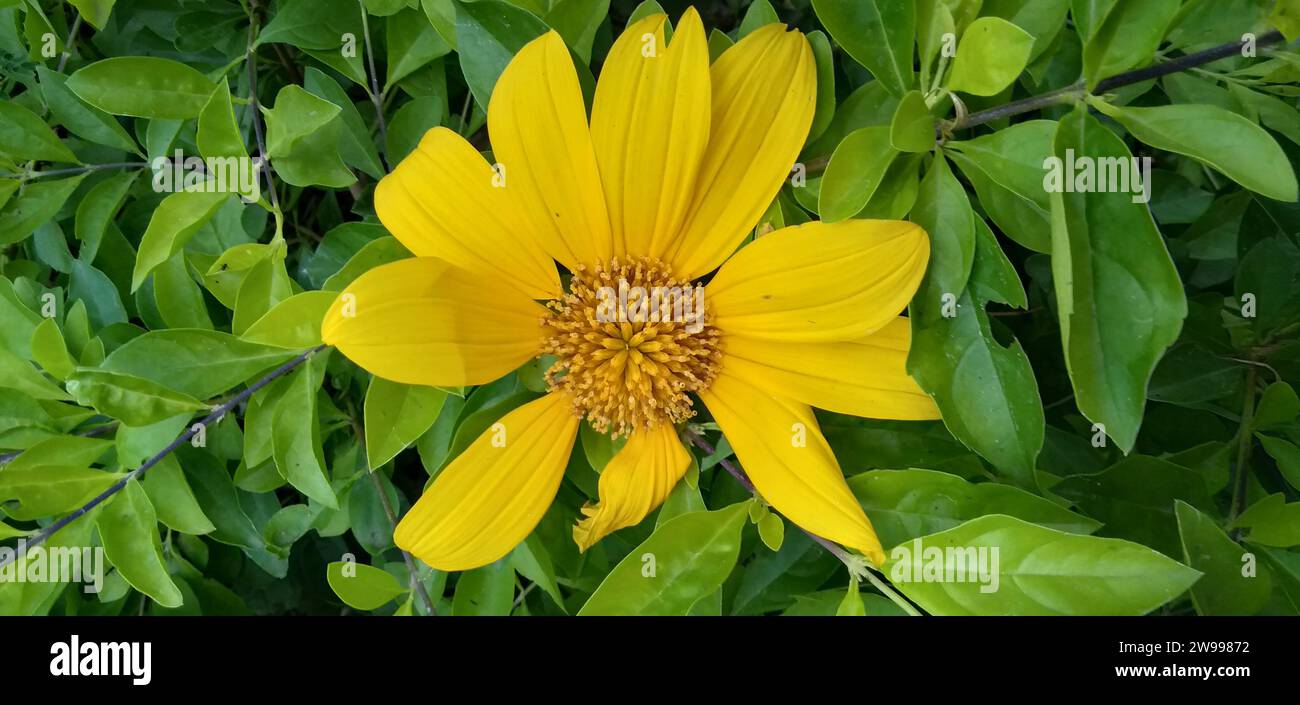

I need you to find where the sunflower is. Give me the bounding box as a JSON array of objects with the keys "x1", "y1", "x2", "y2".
[{"x1": 321, "y1": 7, "x2": 939, "y2": 572}]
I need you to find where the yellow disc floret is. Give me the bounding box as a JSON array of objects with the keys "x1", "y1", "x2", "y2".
[{"x1": 540, "y1": 256, "x2": 722, "y2": 438}]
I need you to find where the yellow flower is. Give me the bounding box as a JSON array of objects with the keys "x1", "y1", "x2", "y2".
[{"x1": 321, "y1": 8, "x2": 938, "y2": 572}]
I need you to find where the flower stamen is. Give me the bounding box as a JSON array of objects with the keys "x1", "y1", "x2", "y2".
[{"x1": 540, "y1": 256, "x2": 722, "y2": 438}]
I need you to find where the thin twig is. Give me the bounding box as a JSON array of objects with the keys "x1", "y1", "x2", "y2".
[
  {"x1": 951, "y1": 30, "x2": 1287, "y2": 134},
  {"x1": 245, "y1": 1, "x2": 281, "y2": 216},
  {"x1": 55, "y1": 13, "x2": 83, "y2": 74},
  {"x1": 1229, "y1": 363, "x2": 1260, "y2": 527},
  {"x1": 358, "y1": 1, "x2": 388, "y2": 167},
  {"x1": 0, "y1": 345, "x2": 326, "y2": 571},
  {"x1": 343, "y1": 399, "x2": 437, "y2": 616},
  {"x1": 0, "y1": 162, "x2": 149, "y2": 180},
  {"x1": 682, "y1": 429, "x2": 923, "y2": 616}
]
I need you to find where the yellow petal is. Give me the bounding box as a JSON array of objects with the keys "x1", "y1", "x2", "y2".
[
  {"x1": 488, "y1": 31, "x2": 612, "y2": 270},
  {"x1": 591, "y1": 9, "x2": 709, "y2": 259},
  {"x1": 706, "y1": 219, "x2": 929, "y2": 342},
  {"x1": 665, "y1": 24, "x2": 816, "y2": 280},
  {"x1": 395, "y1": 392, "x2": 579, "y2": 571},
  {"x1": 721, "y1": 317, "x2": 941, "y2": 420},
  {"x1": 572, "y1": 422, "x2": 691, "y2": 551},
  {"x1": 374, "y1": 127, "x2": 561, "y2": 300},
  {"x1": 699, "y1": 371, "x2": 885, "y2": 565},
  {"x1": 321, "y1": 257, "x2": 544, "y2": 387}
]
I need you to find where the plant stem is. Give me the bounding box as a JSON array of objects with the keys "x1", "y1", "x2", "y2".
[
  {"x1": 343, "y1": 399, "x2": 438, "y2": 616},
  {"x1": 56, "y1": 13, "x2": 82, "y2": 74},
  {"x1": 682, "y1": 429, "x2": 923, "y2": 616},
  {"x1": 0, "y1": 345, "x2": 326, "y2": 572},
  {"x1": 1230, "y1": 363, "x2": 1261, "y2": 525},
  {"x1": 358, "y1": 1, "x2": 388, "y2": 167},
  {"x1": 245, "y1": 0, "x2": 282, "y2": 218}
]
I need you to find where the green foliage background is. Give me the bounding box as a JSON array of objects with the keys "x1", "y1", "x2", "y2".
[{"x1": 1, "y1": 0, "x2": 1300, "y2": 616}]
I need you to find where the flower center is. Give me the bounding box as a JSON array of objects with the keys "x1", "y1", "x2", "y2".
[{"x1": 540, "y1": 256, "x2": 723, "y2": 438}]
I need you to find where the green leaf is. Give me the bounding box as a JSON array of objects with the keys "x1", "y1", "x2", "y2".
[
  {"x1": 1255, "y1": 382, "x2": 1300, "y2": 429},
  {"x1": 1258, "y1": 437, "x2": 1300, "y2": 491},
  {"x1": 509, "y1": 534, "x2": 566, "y2": 610},
  {"x1": 327, "y1": 561, "x2": 407, "y2": 610},
  {"x1": 69, "y1": 259, "x2": 127, "y2": 330},
  {"x1": 1053, "y1": 455, "x2": 1214, "y2": 557},
  {"x1": 241, "y1": 290, "x2": 337, "y2": 349},
  {"x1": 908, "y1": 290, "x2": 1043, "y2": 485},
  {"x1": 889, "y1": 514, "x2": 1201, "y2": 615},
  {"x1": 946, "y1": 120, "x2": 1055, "y2": 253},
  {"x1": 835, "y1": 579, "x2": 867, "y2": 616},
  {"x1": 947, "y1": 17, "x2": 1034, "y2": 96},
  {"x1": 1091, "y1": 100, "x2": 1298, "y2": 202},
  {"x1": 545, "y1": 0, "x2": 609, "y2": 64},
  {"x1": 850, "y1": 468, "x2": 1098, "y2": 548},
  {"x1": 889, "y1": 90, "x2": 933, "y2": 152},
  {"x1": 264, "y1": 85, "x2": 342, "y2": 157},
  {"x1": 1232, "y1": 493, "x2": 1300, "y2": 547},
  {"x1": 738, "y1": 0, "x2": 779, "y2": 38},
  {"x1": 0, "y1": 99, "x2": 77, "y2": 163},
  {"x1": 1175, "y1": 500, "x2": 1272, "y2": 615},
  {"x1": 909, "y1": 153, "x2": 975, "y2": 312},
  {"x1": 806, "y1": 30, "x2": 836, "y2": 144},
  {"x1": 142, "y1": 454, "x2": 215, "y2": 535},
  {"x1": 364, "y1": 376, "x2": 448, "y2": 469},
  {"x1": 153, "y1": 253, "x2": 214, "y2": 330},
  {"x1": 101, "y1": 329, "x2": 296, "y2": 399},
  {"x1": 131, "y1": 190, "x2": 230, "y2": 292},
  {"x1": 197, "y1": 78, "x2": 249, "y2": 160},
  {"x1": 74, "y1": 172, "x2": 137, "y2": 264},
  {"x1": 0, "y1": 464, "x2": 119, "y2": 521},
  {"x1": 303, "y1": 68, "x2": 385, "y2": 180},
  {"x1": 0, "y1": 344, "x2": 71, "y2": 401},
  {"x1": 30, "y1": 318, "x2": 75, "y2": 381},
  {"x1": 968, "y1": 216, "x2": 1027, "y2": 308},
  {"x1": 811, "y1": 0, "x2": 914, "y2": 97},
  {"x1": 1048, "y1": 107, "x2": 1186, "y2": 452},
  {"x1": 452, "y1": 558, "x2": 515, "y2": 615},
  {"x1": 579, "y1": 502, "x2": 749, "y2": 616},
  {"x1": 97, "y1": 479, "x2": 184, "y2": 608},
  {"x1": 386, "y1": 7, "x2": 452, "y2": 88},
  {"x1": 0, "y1": 175, "x2": 88, "y2": 246},
  {"x1": 178, "y1": 448, "x2": 264, "y2": 550},
  {"x1": 272, "y1": 360, "x2": 338, "y2": 508},
  {"x1": 231, "y1": 254, "x2": 292, "y2": 335},
  {"x1": 455, "y1": 0, "x2": 550, "y2": 111},
  {"x1": 1081, "y1": 0, "x2": 1181, "y2": 89},
  {"x1": 36, "y1": 67, "x2": 141, "y2": 156},
  {"x1": 65, "y1": 368, "x2": 207, "y2": 426},
  {"x1": 817, "y1": 127, "x2": 898, "y2": 222},
  {"x1": 66, "y1": 57, "x2": 218, "y2": 119}
]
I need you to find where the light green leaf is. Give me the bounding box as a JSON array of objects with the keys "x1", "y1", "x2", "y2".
[
  {"x1": 364, "y1": 376, "x2": 448, "y2": 469},
  {"x1": 889, "y1": 90, "x2": 933, "y2": 152},
  {"x1": 101, "y1": 329, "x2": 296, "y2": 399},
  {"x1": 131, "y1": 190, "x2": 230, "y2": 292},
  {"x1": 0, "y1": 175, "x2": 88, "y2": 246},
  {"x1": 1081, "y1": 0, "x2": 1181, "y2": 88},
  {"x1": 0, "y1": 99, "x2": 77, "y2": 163},
  {"x1": 65, "y1": 368, "x2": 206, "y2": 426},
  {"x1": 66, "y1": 57, "x2": 218, "y2": 119},
  {"x1": 36, "y1": 67, "x2": 140, "y2": 156},
  {"x1": 889, "y1": 514, "x2": 1201, "y2": 615},
  {"x1": 947, "y1": 17, "x2": 1034, "y2": 96},
  {"x1": 241, "y1": 290, "x2": 337, "y2": 349},
  {"x1": 327, "y1": 561, "x2": 407, "y2": 610},
  {"x1": 272, "y1": 359, "x2": 338, "y2": 508},
  {"x1": 818, "y1": 126, "x2": 898, "y2": 223},
  {"x1": 579, "y1": 502, "x2": 749, "y2": 616},
  {"x1": 452, "y1": 558, "x2": 515, "y2": 615},
  {"x1": 97, "y1": 479, "x2": 184, "y2": 608},
  {"x1": 142, "y1": 454, "x2": 215, "y2": 535}
]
